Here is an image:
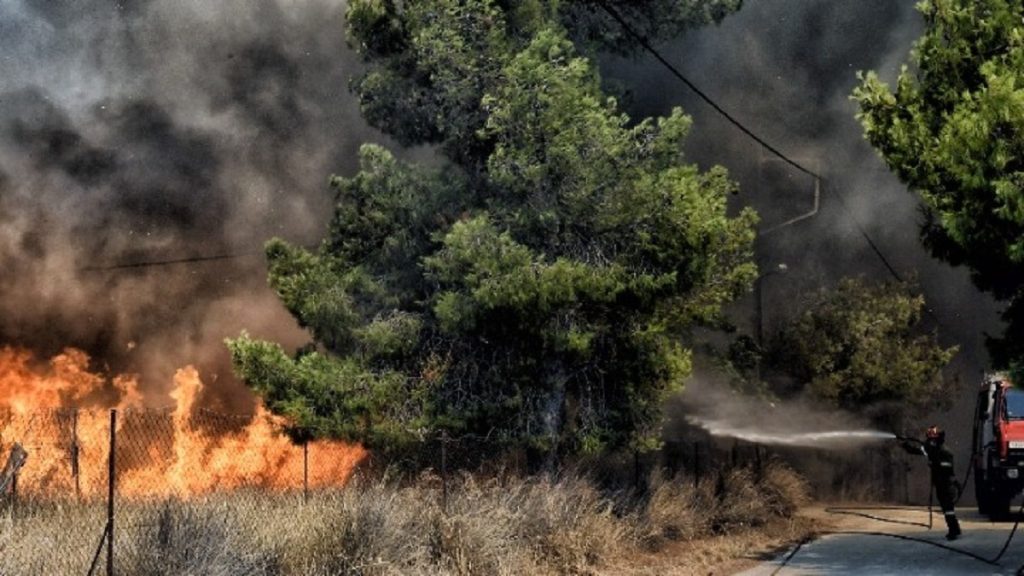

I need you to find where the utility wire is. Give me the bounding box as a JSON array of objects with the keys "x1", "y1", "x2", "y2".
[
  {"x1": 821, "y1": 181, "x2": 905, "y2": 284},
  {"x1": 594, "y1": 0, "x2": 820, "y2": 181},
  {"x1": 79, "y1": 251, "x2": 264, "y2": 272},
  {"x1": 593, "y1": 0, "x2": 912, "y2": 288},
  {"x1": 78, "y1": 243, "x2": 321, "y2": 272},
  {"x1": 91, "y1": 3, "x2": 908, "y2": 289}
]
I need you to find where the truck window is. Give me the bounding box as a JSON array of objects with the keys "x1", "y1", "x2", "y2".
[{"x1": 1005, "y1": 389, "x2": 1024, "y2": 419}]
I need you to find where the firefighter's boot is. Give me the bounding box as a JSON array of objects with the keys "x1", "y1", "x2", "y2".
[{"x1": 944, "y1": 512, "x2": 962, "y2": 540}]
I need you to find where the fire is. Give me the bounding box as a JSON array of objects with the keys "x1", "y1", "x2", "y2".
[{"x1": 0, "y1": 347, "x2": 366, "y2": 499}]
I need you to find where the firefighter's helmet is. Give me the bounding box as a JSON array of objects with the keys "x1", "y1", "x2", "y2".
[{"x1": 926, "y1": 425, "x2": 945, "y2": 444}]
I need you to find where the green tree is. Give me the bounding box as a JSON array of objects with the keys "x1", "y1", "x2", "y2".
[
  {"x1": 853, "y1": 0, "x2": 1024, "y2": 369},
  {"x1": 767, "y1": 278, "x2": 957, "y2": 426},
  {"x1": 346, "y1": 0, "x2": 743, "y2": 168},
  {"x1": 229, "y1": 0, "x2": 756, "y2": 462},
  {"x1": 555, "y1": 1, "x2": 744, "y2": 54}
]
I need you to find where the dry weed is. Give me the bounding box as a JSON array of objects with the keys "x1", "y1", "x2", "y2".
[
  {"x1": 759, "y1": 460, "x2": 810, "y2": 517},
  {"x1": 643, "y1": 471, "x2": 717, "y2": 543},
  {"x1": 0, "y1": 461, "x2": 808, "y2": 575}
]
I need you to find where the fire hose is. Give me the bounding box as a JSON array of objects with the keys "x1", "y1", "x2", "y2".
[
  {"x1": 770, "y1": 501, "x2": 1024, "y2": 574},
  {"x1": 769, "y1": 440, "x2": 1023, "y2": 575},
  {"x1": 895, "y1": 435, "x2": 975, "y2": 504}
]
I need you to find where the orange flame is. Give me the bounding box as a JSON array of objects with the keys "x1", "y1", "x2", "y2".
[{"x1": 0, "y1": 347, "x2": 366, "y2": 499}]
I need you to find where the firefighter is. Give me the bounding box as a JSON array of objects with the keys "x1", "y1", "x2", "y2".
[{"x1": 902, "y1": 425, "x2": 962, "y2": 540}]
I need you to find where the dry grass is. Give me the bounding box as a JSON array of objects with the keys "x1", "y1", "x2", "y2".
[
  {"x1": 0, "y1": 460, "x2": 808, "y2": 575},
  {"x1": 641, "y1": 460, "x2": 809, "y2": 546},
  {"x1": 0, "y1": 500, "x2": 108, "y2": 575}
]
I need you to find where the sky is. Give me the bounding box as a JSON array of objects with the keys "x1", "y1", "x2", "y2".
[{"x1": 0, "y1": 0, "x2": 1004, "y2": 422}]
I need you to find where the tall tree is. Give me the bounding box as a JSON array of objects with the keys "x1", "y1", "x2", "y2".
[
  {"x1": 853, "y1": 0, "x2": 1024, "y2": 369},
  {"x1": 229, "y1": 0, "x2": 756, "y2": 461},
  {"x1": 767, "y1": 278, "x2": 957, "y2": 427}
]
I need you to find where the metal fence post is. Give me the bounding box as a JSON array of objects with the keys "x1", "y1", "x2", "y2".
[
  {"x1": 693, "y1": 442, "x2": 701, "y2": 488},
  {"x1": 440, "y1": 431, "x2": 448, "y2": 515},
  {"x1": 903, "y1": 455, "x2": 911, "y2": 504},
  {"x1": 633, "y1": 448, "x2": 638, "y2": 489},
  {"x1": 107, "y1": 409, "x2": 116, "y2": 576},
  {"x1": 303, "y1": 440, "x2": 309, "y2": 504},
  {"x1": 72, "y1": 409, "x2": 80, "y2": 501}
]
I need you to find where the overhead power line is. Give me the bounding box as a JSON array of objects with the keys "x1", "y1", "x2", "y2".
[
  {"x1": 594, "y1": 0, "x2": 821, "y2": 181},
  {"x1": 821, "y1": 181, "x2": 905, "y2": 283},
  {"x1": 593, "y1": 0, "x2": 909, "y2": 285},
  {"x1": 89, "y1": 4, "x2": 907, "y2": 295},
  {"x1": 80, "y1": 251, "x2": 264, "y2": 272},
  {"x1": 78, "y1": 242, "x2": 323, "y2": 272}
]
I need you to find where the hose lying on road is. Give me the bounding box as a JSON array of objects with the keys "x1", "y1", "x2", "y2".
[
  {"x1": 824, "y1": 503, "x2": 933, "y2": 529},
  {"x1": 769, "y1": 502, "x2": 1024, "y2": 575}
]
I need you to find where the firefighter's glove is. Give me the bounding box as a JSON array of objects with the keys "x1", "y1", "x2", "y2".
[{"x1": 899, "y1": 441, "x2": 923, "y2": 456}]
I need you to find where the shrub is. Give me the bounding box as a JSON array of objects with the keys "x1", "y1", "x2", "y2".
[{"x1": 0, "y1": 461, "x2": 808, "y2": 575}]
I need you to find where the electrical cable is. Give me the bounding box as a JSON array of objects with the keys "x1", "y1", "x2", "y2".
[
  {"x1": 77, "y1": 242, "x2": 321, "y2": 272},
  {"x1": 78, "y1": 250, "x2": 264, "y2": 272},
  {"x1": 88, "y1": 1, "x2": 913, "y2": 284},
  {"x1": 593, "y1": 0, "x2": 920, "y2": 294},
  {"x1": 820, "y1": 181, "x2": 905, "y2": 285},
  {"x1": 592, "y1": 0, "x2": 820, "y2": 181}
]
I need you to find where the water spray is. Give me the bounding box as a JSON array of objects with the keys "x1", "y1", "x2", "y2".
[{"x1": 687, "y1": 416, "x2": 898, "y2": 448}]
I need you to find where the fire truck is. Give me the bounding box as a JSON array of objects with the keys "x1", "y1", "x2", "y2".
[{"x1": 973, "y1": 372, "x2": 1024, "y2": 518}]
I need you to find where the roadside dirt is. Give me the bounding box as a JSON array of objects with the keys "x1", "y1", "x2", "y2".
[
  {"x1": 601, "y1": 513, "x2": 825, "y2": 575},
  {"x1": 600, "y1": 504, "x2": 954, "y2": 575}
]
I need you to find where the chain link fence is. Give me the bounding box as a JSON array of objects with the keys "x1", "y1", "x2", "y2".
[
  {"x1": 654, "y1": 435, "x2": 925, "y2": 504},
  {"x1": 0, "y1": 408, "x2": 365, "y2": 575},
  {"x1": 0, "y1": 407, "x2": 926, "y2": 575}
]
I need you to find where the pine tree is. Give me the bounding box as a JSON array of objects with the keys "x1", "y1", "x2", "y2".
[{"x1": 229, "y1": 0, "x2": 756, "y2": 462}]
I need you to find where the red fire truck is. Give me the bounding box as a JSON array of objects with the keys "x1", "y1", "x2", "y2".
[{"x1": 973, "y1": 372, "x2": 1024, "y2": 518}]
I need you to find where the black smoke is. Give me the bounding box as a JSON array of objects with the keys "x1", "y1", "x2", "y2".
[
  {"x1": 0, "y1": 0, "x2": 1006, "y2": 435},
  {"x1": 600, "y1": 1, "x2": 1002, "y2": 500},
  {"x1": 0, "y1": 0, "x2": 406, "y2": 405}
]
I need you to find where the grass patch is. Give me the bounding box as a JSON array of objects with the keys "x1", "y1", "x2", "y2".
[{"x1": 0, "y1": 460, "x2": 807, "y2": 575}]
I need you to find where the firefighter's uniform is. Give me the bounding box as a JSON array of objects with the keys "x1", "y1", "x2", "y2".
[
  {"x1": 903, "y1": 426, "x2": 962, "y2": 540},
  {"x1": 924, "y1": 441, "x2": 962, "y2": 539}
]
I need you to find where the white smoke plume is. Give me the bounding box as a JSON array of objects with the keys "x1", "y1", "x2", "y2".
[{"x1": 672, "y1": 376, "x2": 897, "y2": 449}]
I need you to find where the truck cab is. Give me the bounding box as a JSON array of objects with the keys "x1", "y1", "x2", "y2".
[{"x1": 973, "y1": 372, "x2": 1024, "y2": 517}]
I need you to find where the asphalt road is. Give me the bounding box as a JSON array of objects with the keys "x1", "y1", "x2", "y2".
[{"x1": 739, "y1": 507, "x2": 1024, "y2": 575}]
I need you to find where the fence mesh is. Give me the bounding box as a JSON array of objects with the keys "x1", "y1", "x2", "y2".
[
  {"x1": 0, "y1": 407, "x2": 929, "y2": 575},
  {"x1": 0, "y1": 407, "x2": 367, "y2": 575}
]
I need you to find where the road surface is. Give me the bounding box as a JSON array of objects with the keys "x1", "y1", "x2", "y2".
[{"x1": 739, "y1": 507, "x2": 1024, "y2": 575}]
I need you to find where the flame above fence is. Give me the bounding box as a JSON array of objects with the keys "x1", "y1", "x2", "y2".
[{"x1": 0, "y1": 347, "x2": 366, "y2": 499}]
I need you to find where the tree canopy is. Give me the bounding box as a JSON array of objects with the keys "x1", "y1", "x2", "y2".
[
  {"x1": 229, "y1": 0, "x2": 756, "y2": 462},
  {"x1": 767, "y1": 278, "x2": 957, "y2": 427},
  {"x1": 853, "y1": 0, "x2": 1024, "y2": 369}
]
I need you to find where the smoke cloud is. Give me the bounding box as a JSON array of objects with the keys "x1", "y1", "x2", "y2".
[
  {"x1": 0, "y1": 0, "x2": 409, "y2": 403},
  {"x1": 0, "y1": 0, "x2": 1007, "y2": 427},
  {"x1": 602, "y1": 1, "x2": 1003, "y2": 436}
]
